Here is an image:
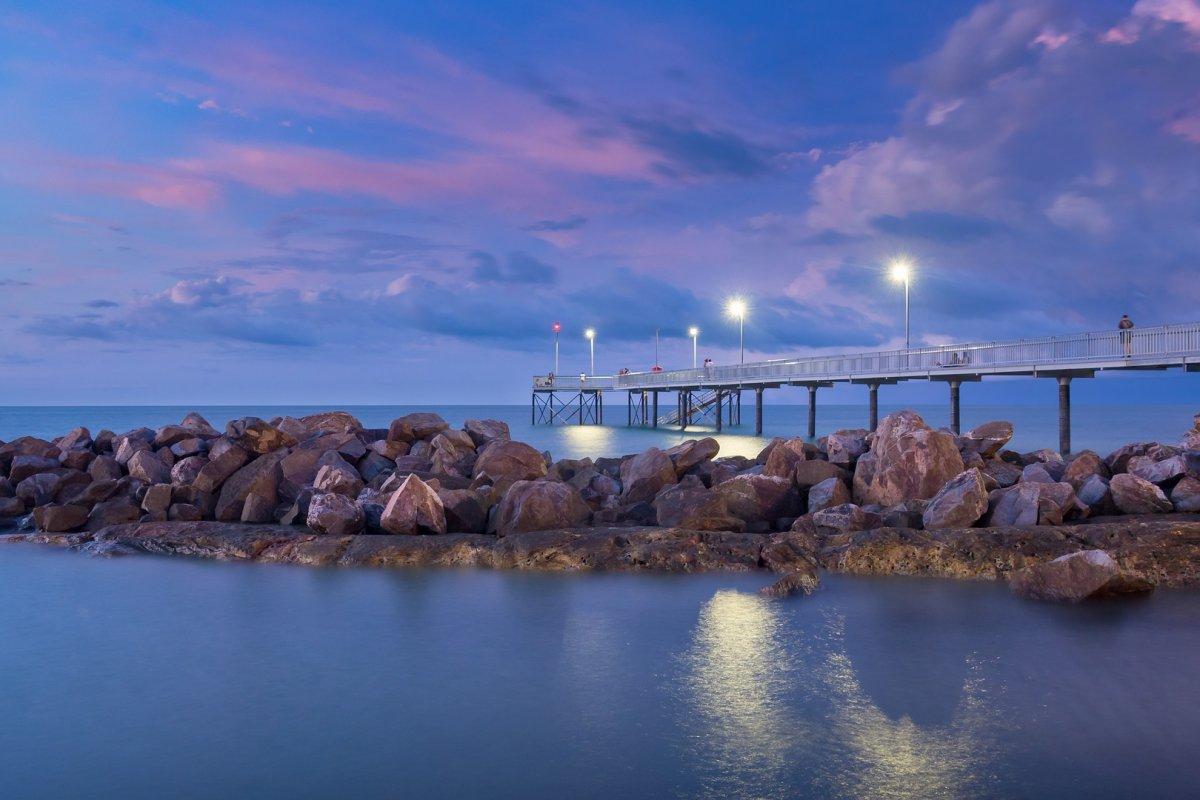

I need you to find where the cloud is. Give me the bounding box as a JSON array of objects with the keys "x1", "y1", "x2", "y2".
[
  {"x1": 871, "y1": 211, "x2": 1004, "y2": 243},
  {"x1": 470, "y1": 252, "x2": 558, "y2": 285},
  {"x1": 523, "y1": 215, "x2": 587, "y2": 232},
  {"x1": 0, "y1": 278, "x2": 33, "y2": 287},
  {"x1": 84, "y1": 299, "x2": 120, "y2": 308},
  {"x1": 1045, "y1": 192, "x2": 1111, "y2": 235}
]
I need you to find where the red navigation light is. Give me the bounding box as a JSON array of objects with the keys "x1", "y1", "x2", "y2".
[{"x1": 552, "y1": 322, "x2": 562, "y2": 333}]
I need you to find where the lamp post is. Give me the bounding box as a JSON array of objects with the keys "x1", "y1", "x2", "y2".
[
  {"x1": 655, "y1": 328, "x2": 660, "y2": 368},
  {"x1": 585, "y1": 328, "x2": 595, "y2": 375},
  {"x1": 726, "y1": 299, "x2": 747, "y2": 364},
  {"x1": 688, "y1": 326, "x2": 699, "y2": 369},
  {"x1": 552, "y1": 321, "x2": 562, "y2": 375},
  {"x1": 888, "y1": 261, "x2": 912, "y2": 349}
]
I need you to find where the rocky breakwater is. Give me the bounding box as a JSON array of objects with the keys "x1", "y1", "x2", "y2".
[{"x1": 3, "y1": 409, "x2": 1200, "y2": 602}]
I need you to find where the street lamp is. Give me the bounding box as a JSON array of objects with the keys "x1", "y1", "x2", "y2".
[
  {"x1": 584, "y1": 328, "x2": 596, "y2": 375},
  {"x1": 725, "y1": 298, "x2": 747, "y2": 364},
  {"x1": 888, "y1": 260, "x2": 912, "y2": 349},
  {"x1": 688, "y1": 326, "x2": 700, "y2": 369},
  {"x1": 551, "y1": 321, "x2": 562, "y2": 375}
]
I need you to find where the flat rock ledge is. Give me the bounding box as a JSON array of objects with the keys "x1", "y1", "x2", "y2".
[{"x1": 5, "y1": 515, "x2": 1200, "y2": 587}]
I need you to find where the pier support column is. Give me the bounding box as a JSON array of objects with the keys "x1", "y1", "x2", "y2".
[
  {"x1": 735, "y1": 391, "x2": 742, "y2": 426},
  {"x1": 680, "y1": 391, "x2": 689, "y2": 431},
  {"x1": 807, "y1": 386, "x2": 817, "y2": 438},
  {"x1": 1058, "y1": 376, "x2": 1071, "y2": 455},
  {"x1": 868, "y1": 383, "x2": 879, "y2": 432},
  {"x1": 755, "y1": 387, "x2": 764, "y2": 435},
  {"x1": 715, "y1": 389, "x2": 723, "y2": 432},
  {"x1": 651, "y1": 391, "x2": 658, "y2": 428},
  {"x1": 598, "y1": 392, "x2": 603, "y2": 425},
  {"x1": 949, "y1": 380, "x2": 961, "y2": 434}
]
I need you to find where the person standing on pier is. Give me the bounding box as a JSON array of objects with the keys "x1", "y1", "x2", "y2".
[{"x1": 1119, "y1": 314, "x2": 1134, "y2": 356}]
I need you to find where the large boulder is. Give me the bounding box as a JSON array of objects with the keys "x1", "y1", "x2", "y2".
[
  {"x1": 793, "y1": 460, "x2": 850, "y2": 490},
  {"x1": 472, "y1": 440, "x2": 547, "y2": 489},
  {"x1": 387, "y1": 412, "x2": 449, "y2": 443},
  {"x1": 1063, "y1": 451, "x2": 1110, "y2": 486},
  {"x1": 805, "y1": 477, "x2": 851, "y2": 515},
  {"x1": 1009, "y1": 550, "x2": 1153, "y2": 602},
  {"x1": 463, "y1": 419, "x2": 510, "y2": 448},
  {"x1": 763, "y1": 438, "x2": 809, "y2": 479},
  {"x1": 298, "y1": 411, "x2": 363, "y2": 435},
  {"x1": 171, "y1": 455, "x2": 208, "y2": 487},
  {"x1": 712, "y1": 474, "x2": 798, "y2": 526},
  {"x1": 225, "y1": 417, "x2": 296, "y2": 455},
  {"x1": 380, "y1": 474, "x2": 447, "y2": 535},
  {"x1": 9, "y1": 455, "x2": 60, "y2": 485},
  {"x1": 811, "y1": 503, "x2": 882, "y2": 534},
  {"x1": 1109, "y1": 473, "x2": 1173, "y2": 514},
  {"x1": 653, "y1": 476, "x2": 745, "y2": 531},
  {"x1": 825, "y1": 429, "x2": 869, "y2": 465},
  {"x1": 922, "y1": 469, "x2": 989, "y2": 530},
  {"x1": 492, "y1": 479, "x2": 590, "y2": 536},
  {"x1": 986, "y1": 482, "x2": 1084, "y2": 527},
  {"x1": 1020, "y1": 463, "x2": 1056, "y2": 484},
  {"x1": 981, "y1": 458, "x2": 1022, "y2": 488},
  {"x1": 1127, "y1": 455, "x2": 1188, "y2": 486},
  {"x1": 1180, "y1": 413, "x2": 1200, "y2": 451},
  {"x1": 1171, "y1": 477, "x2": 1200, "y2": 512},
  {"x1": 429, "y1": 431, "x2": 477, "y2": 477},
  {"x1": 55, "y1": 427, "x2": 93, "y2": 452},
  {"x1": 126, "y1": 450, "x2": 171, "y2": 485},
  {"x1": 306, "y1": 492, "x2": 365, "y2": 535},
  {"x1": 1076, "y1": 474, "x2": 1116, "y2": 515},
  {"x1": 85, "y1": 497, "x2": 142, "y2": 531},
  {"x1": 193, "y1": 446, "x2": 250, "y2": 494},
  {"x1": 312, "y1": 453, "x2": 364, "y2": 497},
  {"x1": 214, "y1": 452, "x2": 284, "y2": 522},
  {"x1": 853, "y1": 411, "x2": 965, "y2": 506},
  {"x1": 958, "y1": 421, "x2": 1013, "y2": 459},
  {"x1": 33, "y1": 503, "x2": 89, "y2": 533},
  {"x1": 759, "y1": 563, "x2": 820, "y2": 598},
  {"x1": 665, "y1": 438, "x2": 720, "y2": 476},
  {"x1": 16, "y1": 472, "x2": 64, "y2": 507},
  {"x1": 1105, "y1": 442, "x2": 1156, "y2": 474},
  {"x1": 619, "y1": 448, "x2": 677, "y2": 504},
  {"x1": 437, "y1": 488, "x2": 489, "y2": 533}
]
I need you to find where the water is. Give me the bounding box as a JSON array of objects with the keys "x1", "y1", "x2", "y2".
[
  {"x1": 0, "y1": 545, "x2": 1197, "y2": 798},
  {"x1": 0, "y1": 404, "x2": 1195, "y2": 460}
]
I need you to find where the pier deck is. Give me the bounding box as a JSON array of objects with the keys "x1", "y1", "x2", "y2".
[{"x1": 532, "y1": 322, "x2": 1200, "y2": 452}]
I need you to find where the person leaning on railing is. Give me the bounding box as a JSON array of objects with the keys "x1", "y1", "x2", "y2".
[{"x1": 1119, "y1": 314, "x2": 1134, "y2": 357}]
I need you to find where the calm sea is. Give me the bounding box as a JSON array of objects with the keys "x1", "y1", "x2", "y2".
[
  {"x1": 0, "y1": 546, "x2": 1197, "y2": 798},
  {"x1": 0, "y1": 403, "x2": 1195, "y2": 460}
]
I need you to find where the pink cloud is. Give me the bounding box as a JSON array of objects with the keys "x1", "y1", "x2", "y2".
[{"x1": 1104, "y1": 0, "x2": 1200, "y2": 45}]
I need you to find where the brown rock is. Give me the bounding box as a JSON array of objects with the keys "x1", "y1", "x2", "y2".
[
  {"x1": 33, "y1": 503, "x2": 89, "y2": 532},
  {"x1": 825, "y1": 429, "x2": 869, "y2": 465},
  {"x1": 168, "y1": 503, "x2": 203, "y2": 522},
  {"x1": 619, "y1": 448, "x2": 677, "y2": 504},
  {"x1": 807, "y1": 477, "x2": 851, "y2": 515},
  {"x1": 853, "y1": 411, "x2": 965, "y2": 506},
  {"x1": 652, "y1": 476, "x2": 744, "y2": 531},
  {"x1": 9, "y1": 455, "x2": 60, "y2": 485},
  {"x1": 1020, "y1": 463, "x2": 1055, "y2": 484},
  {"x1": 1063, "y1": 451, "x2": 1110, "y2": 486},
  {"x1": 88, "y1": 455, "x2": 124, "y2": 482},
  {"x1": 171, "y1": 455, "x2": 209, "y2": 487},
  {"x1": 793, "y1": 460, "x2": 850, "y2": 489},
  {"x1": 380, "y1": 474, "x2": 447, "y2": 535},
  {"x1": 306, "y1": 492, "x2": 365, "y2": 535},
  {"x1": 922, "y1": 469, "x2": 988, "y2": 530},
  {"x1": 298, "y1": 411, "x2": 363, "y2": 434},
  {"x1": 240, "y1": 492, "x2": 276, "y2": 524},
  {"x1": 193, "y1": 446, "x2": 250, "y2": 494},
  {"x1": 464, "y1": 419, "x2": 511, "y2": 447},
  {"x1": 1008, "y1": 550, "x2": 1153, "y2": 602},
  {"x1": 959, "y1": 420, "x2": 1013, "y2": 458},
  {"x1": 812, "y1": 503, "x2": 882, "y2": 534},
  {"x1": 1105, "y1": 442, "x2": 1156, "y2": 474},
  {"x1": 981, "y1": 458, "x2": 1023, "y2": 488},
  {"x1": 493, "y1": 479, "x2": 590, "y2": 536},
  {"x1": 1171, "y1": 476, "x2": 1200, "y2": 512},
  {"x1": 55, "y1": 427, "x2": 93, "y2": 452},
  {"x1": 472, "y1": 440, "x2": 548, "y2": 489},
  {"x1": 1127, "y1": 454, "x2": 1187, "y2": 486},
  {"x1": 86, "y1": 497, "x2": 142, "y2": 531},
  {"x1": 214, "y1": 452, "x2": 284, "y2": 522},
  {"x1": 312, "y1": 453, "x2": 364, "y2": 497},
  {"x1": 387, "y1": 412, "x2": 449, "y2": 443},
  {"x1": 225, "y1": 417, "x2": 296, "y2": 455},
  {"x1": 16, "y1": 472, "x2": 64, "y2": 507},
  {"x1": 759, "y1": 564, "x2": 820, "y2": 598},
  {"x1": 437, "y1": 488, "x2": 489, "y2": 533},
  {"x1": 126, "y1": 450, "x2": 171, "y2": 485},
  {"x1": 763, "y1": 438, "x2": 809, "y2": 479},
  {"x1": 665, "y1": 438, "x2": 720, "y2": 476},
  {"x1": 1109, "y1": 473, "x2": 1173, "y2": 514},
  {"x1": 142, "y1": 483, "x2": 173, "y2": 515},
  {"x1": 0, "y1": 496, "x2": 24, "y2": 517},
  {"x1": 712, "y1": 474, "x2": 799, "y2": 526}
]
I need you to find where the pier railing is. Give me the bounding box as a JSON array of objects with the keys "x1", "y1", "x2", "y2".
[
  {"x1": 532, "y1": 375, "x2": 615, "y2": 390},
  {"x1": 610, "y1": 321, "x2": 1200, "y2": 389}
]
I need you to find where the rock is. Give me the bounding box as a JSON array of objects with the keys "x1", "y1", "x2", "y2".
[
  {"x1": 1009, "y1": 550, "x2": 1153, "y2": 602},
  {"x1": 1109, "y1": 473, "x2": 1173, "y2": 514},
  {"x1": 16, "y1": 472, "x2": 63, "y2": 507},
  {"x1": 853, "y1": 411, "x2": 965, "y2": 506},
  {"x1": 193, "y1": 446, "x2": 250, "y2": 494},
  {"x1": 619, "y1": 448, "x2": 677, "y2": 504},
  {"x1": 880, "y1": 499, "x2": 927, "y2": 528},
  {"x1": 126, "y1": 450, "x2": 171, "y2": 485},
  {"x1": 368, "y1": 439, "x2": 409, "y2": 460},
  {"x1": 825, "y1": 429, "x2": 869, "y2": 465},
  {"x1": 387, "y1": 412, "x2": 449, "y2": 443},
  {"x1": 168, "y1": 438, "x2": 205, "y2": 459},
  {"x1": 274, "y1": 417, "x2": 309, "y2": 441},
  {"x1": 168, "y1": 503, "x2": 203, "y2": 522},
  {"x1": 171, "y1": 455, "x2": 209, "y2": 487},
  {"x1": 86, "y1": 497, "x2": 142, "y2": 531},
  {"x1": 1127, "y1": 455, "x2": 1187, "y2": 486},
  {"x1": 55, "y1": 427, "x2": 93, "y2": 452},
  {"x1": 712, "y1": 474, "x2": 799, "y2": 526},
  {"x1": 1171, "y1": 477, "x2": 1200, "y2": 512},
  {"x1": 59, "y1": 449, "x2": 95, "y2": 471},
  {"x1": 9, "y1": 455, "x2": 60, "y2": 485},
  {"x1": 493, "y1": 479, "x2": 590, "y2": 536},
  {"x1": 85, "y1": 455, "x2": 121, "y2": 483},
  {"x1": 463, "y1": 419, "x2": 510, "y2": 448},
  {"x1": 981, "y1": 458, "x2": 1023, "y2": 488},
  {"x1": 357, "y1": 452, "x2": 394, "y2": 483},
  {"x1": 429, "y1": 430, "x2": 476, "y2": 477},
  {"x1": 0, "y1": 496, "x2": 24, "y2": 517},
  {"x1": 380, "y1": 474, "x2": 447, "y2": 535},
  {"x1": 298, "y1": 411, "x2": 363, "y2": 434},
  {"x1": 1076, "y1": 474, "x2": 1116, "y2": 515},
  {"x1": 1063, "y1": 451, "x2": 1110, "y2": 486},
  {"x1": 687, "y1": 459, "x2": 739, "y2": 487},
  {"x1": 225, "y1": 417, "x2": 295, "y2": 455},
  {"x1": 591, "y1": 500, "x2": 656, "y2": 527},
  {"x1": 437, "y1": 488, "x2": 489, "y2": 533},
  {"x1": 142, "y1": 483, "x2": 173, "y2": 515},
  {"x1": 793, "y1": 460, "x2": 850, "y2": 489},
  {"x1": 1181, "y1": 413, "x2": 1200, "y2": 450},
  {"x1": 922, "y1": 469, "x2": 989, "y2": 530},
  {"x1": 652, "y1": 476, "x2": 744, "y2": 531},
  {"x1": 306, "y1": 492, "x2": 364, "y2": 535},
  {"x1": 763, "y1": 438, "x2": 809, "y2": 479},
  {"x1": 959, "y1": 421, "x2": 1013, "y2": 459},
  {"x1": 33, "y1": 504, "x2": 88, "y2": 532},
  {"x1": 240, "y1": 492, "x2": 276, "y2": 524},
  {"x1": 178, "y1": 412, "x2": 220, "y2": 437},
  {"x1": 665, "y1": 438, "x2": 720, "y2": 476},
  {"x1": 214, "y1": 452, "x2": 284, "y2": 522},
  {"x1": 312, "y1": 453, "x2": 364, "y2": 497},
  {"x1": 65, "y1": 479, "x2": 119, "y2": 509},
  {"x1": 1020, "y1": 463, "x2": 1055, "y2": 484},
  {"x1": 759, "y1": 565, "x2": 820, "y2": 598},
  {"x1": 807, "y1": 477, "x2": 851, "y2": 515},
  {"x1": 1105, "y1": 442, "x2": 1156, "y2": 474},
  {"x1": 812, "y1": 503, "x2": 882, "y2": 534},
  {"x1": 472, "y1": 440, "x2": 547, "y2": 489}
]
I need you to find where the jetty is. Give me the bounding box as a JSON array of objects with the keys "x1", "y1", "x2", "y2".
[{"x1": 531, "y1": 321, "x2": 1200, "y2": 452}]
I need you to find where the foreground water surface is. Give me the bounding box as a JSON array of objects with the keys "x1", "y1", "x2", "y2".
[
  {"x1": 1, "y1": 545, "x2": 1197, "y2": 799},
  {"x1": 1, "y1": 403, "x2": 1195, "y2": 460}
]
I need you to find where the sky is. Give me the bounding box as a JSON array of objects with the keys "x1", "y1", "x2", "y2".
[{"x1": 1, "y1": 0, "x2": 1199, "y2": 405}]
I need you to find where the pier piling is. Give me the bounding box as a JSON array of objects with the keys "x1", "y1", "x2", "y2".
[
  {"x1": 755, "y1": 387, "x2": 764, "y2": 435},
  {"x1": 949, "y1": 380, "x2": 961, "y2": 434},
  {"x1": 1058, "y1": 376, "x2": 1071, "y2": 455}
]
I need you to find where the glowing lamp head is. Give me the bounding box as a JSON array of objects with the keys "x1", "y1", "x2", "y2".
[
  {"x1": 688, "y1": 326, "x2": 700, "y2": 338},
  {"x1": 888, "y1": 260, "x2": 912, "y2": 284},
  {"x1": 552, "y1": 322, "x2": 562, "y2": 333},
  {"x1": 725, "y1": 298, "x2": 747, "y2": 320},
  {"x1": 584, "y1": 328, "x2": 595, "y2": 340}
]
